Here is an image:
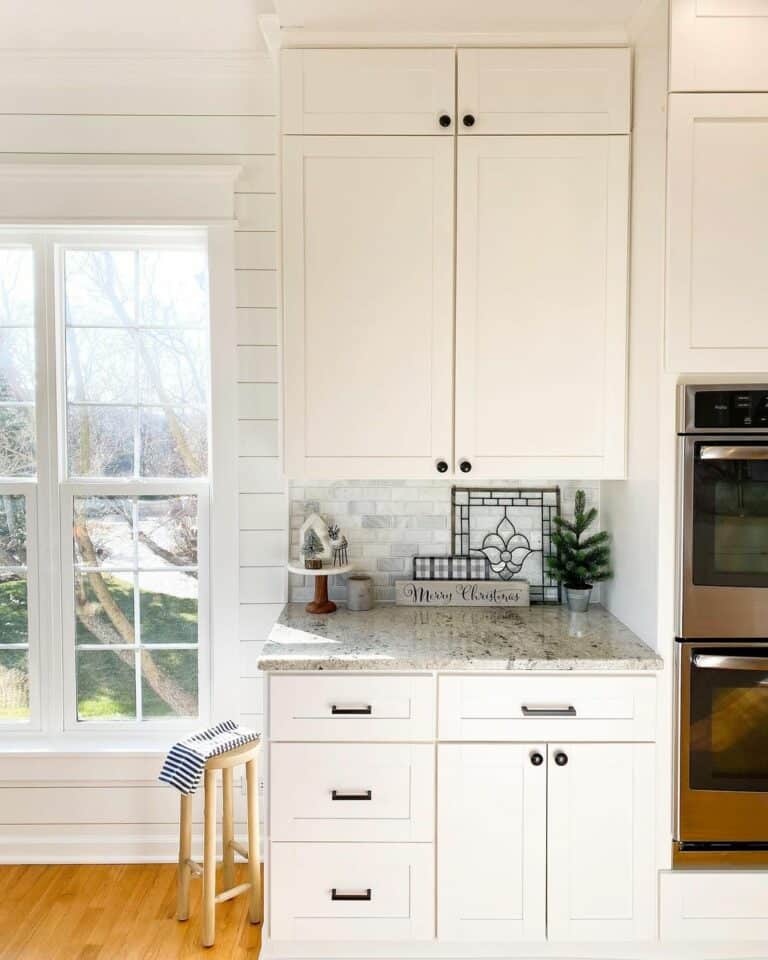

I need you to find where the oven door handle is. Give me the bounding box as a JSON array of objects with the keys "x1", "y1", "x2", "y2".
[
  {"x1": 699, "y1": 445, "x2": 768, "y2": 461},
  {"x1": 693, "y1": 654, "x2": 768, "y2": 671}
]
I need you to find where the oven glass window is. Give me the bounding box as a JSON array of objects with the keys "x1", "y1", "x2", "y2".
[
  {"x1": 693, "y1": 442, "x2": 768, "y2": 587},
  {"x1": 690, "y1": 649, "x2": 768, "y2": 792}
]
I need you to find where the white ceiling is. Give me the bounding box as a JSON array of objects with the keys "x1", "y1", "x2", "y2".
[{"x1": 272, "y1": 0, "x2": 650, "y2": 33}]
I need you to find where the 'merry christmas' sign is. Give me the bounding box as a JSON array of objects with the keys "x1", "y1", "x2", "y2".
[{"x1": 395, "y1": 580, "x2": 530, "y2": 607}]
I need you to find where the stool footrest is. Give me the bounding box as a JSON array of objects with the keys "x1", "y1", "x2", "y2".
[
  {"x1": 185, "y1": 858, "x2": 203, "y2": 878},
  {"x1": 230, "y1": 840, "x2": 249, "y2": 860},
  {"x1": 215, "y1": 881, "x2": 251, "y2": 905}
]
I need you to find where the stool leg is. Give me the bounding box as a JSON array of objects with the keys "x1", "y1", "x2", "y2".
[
  {"x1": 202, "y1": 767, "x2": 217, "y2": 947},
  {"x1": 245, "y1": 757, "x2": 262, "y2": 924},
  {"x1": 222, "y1": 766, "x2": 235, "y2": 890},
  {"x1": 177, "y1": 793, "x2": 192, "y2": 921}
]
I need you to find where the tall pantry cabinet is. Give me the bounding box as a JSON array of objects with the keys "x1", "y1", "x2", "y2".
[
  {"x1": 281, "y1": 48, "x2": 631, "y2": 479},
  {"x1": 667, "y1": 0, "x2": 768, "y2": 373}
]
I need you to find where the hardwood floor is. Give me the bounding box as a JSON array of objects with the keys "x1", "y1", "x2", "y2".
[{"x1": 0, "y1": 864, "x2": 263, "y2": 959}]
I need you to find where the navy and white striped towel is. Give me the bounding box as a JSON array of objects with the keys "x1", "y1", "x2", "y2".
[{"x1": 158, "y1": 720, "x2": 260, "y2": 796}]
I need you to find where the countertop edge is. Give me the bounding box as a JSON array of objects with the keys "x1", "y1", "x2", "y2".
[{"x1": 256, "y1": 656, "x2": 664, "y2": 672}]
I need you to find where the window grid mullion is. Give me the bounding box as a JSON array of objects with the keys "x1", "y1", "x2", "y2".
[{"x1": 132, "y1": 500, "x2": 142, "y2": 721}]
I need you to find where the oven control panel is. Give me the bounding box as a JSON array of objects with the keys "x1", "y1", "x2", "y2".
[{"x1": 686, "y1": 387, "x2": 768, "y2": 431}]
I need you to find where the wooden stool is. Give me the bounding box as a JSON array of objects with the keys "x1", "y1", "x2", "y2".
[{"x1": 176, "y1": 740, "x2": 262, "y2": 947}]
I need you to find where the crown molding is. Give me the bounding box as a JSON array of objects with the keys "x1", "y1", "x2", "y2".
[{"x1": 277, "y1": 28, "x2": 630, "y2": 47}]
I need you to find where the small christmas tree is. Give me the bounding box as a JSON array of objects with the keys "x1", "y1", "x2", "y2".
[
  {"x1": 302, "y1": 527, "x2": 324, "y2": 568},
  {"x1": 546, "y1": 490, "x2": 611, "y2": 590}
]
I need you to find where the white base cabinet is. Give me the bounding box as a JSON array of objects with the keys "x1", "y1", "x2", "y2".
[
  {"x1": 265, "y1": 672, "x2": 658, "y2": 954},
  {"x1": 437, "y1": 742, "x2": 655, "y2": 944}
]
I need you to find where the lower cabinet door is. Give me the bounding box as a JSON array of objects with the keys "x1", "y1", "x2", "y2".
[
  {"x1": 437, "y1": 743, "x2": 546, "y2": 941},
  {"x1": 547, "y1": 742, "x2": 655, "y2": 942},
  {"x1": 270, "y1": 842, "x2": 434, "y2": 941}
]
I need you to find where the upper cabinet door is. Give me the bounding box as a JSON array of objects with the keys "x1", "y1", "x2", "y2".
[
  {"x1": 454, "y1": 135, "x2": 629, "y2": 479},
  {"x1": 282, "y1": 136, "x2": 454, "y2": 478},
  {"x1": 437, "y1": 744, "x2": 546, "y2": 942},
  {"x1": 667, "y1": 94, "x2": 768, "y2": 373},
  {"x1": 457, "y1": 48, "x2": 631, "y2": 134},
  {"x1": 670, "y1": 0, "x2": 768, "y2": 91},
  {"x1": 547, "y1": 743, "x2": 655, "y2": 942},
  {"x1": 281, "y1": 48, "x2": 455, "y2": 134}
]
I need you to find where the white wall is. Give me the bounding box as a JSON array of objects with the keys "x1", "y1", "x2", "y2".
[
  {"x1": 0, "y1": 4, "x2": 283, "y2": 861},
  {"x1": 600, "y1": 0, "x2": 668, "y2": 651}
]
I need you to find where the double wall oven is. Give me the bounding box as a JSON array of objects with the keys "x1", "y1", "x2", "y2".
[{"x1": 676, "y1": 385, "x2": 768, "y2": 867}]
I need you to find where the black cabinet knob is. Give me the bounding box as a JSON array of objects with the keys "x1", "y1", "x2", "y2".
[
  {"x1": 438, "y1": 114, "x2": 452, "y2": 127},
  {"x1": 436, "y1": 460, "x2": 449, "y2": 473},
  {"x1": 554, "y1": 752, "x2": 569, "y2": 767},
  {"x1": 462, "y1": 114, "x2": 475, "y2": 127},
  {"x1": 459, "y1": 460, "x2": 472, "y2": 473},
  {"x1": 530, "y1": 752, "x2": 544, "y2": 767}
]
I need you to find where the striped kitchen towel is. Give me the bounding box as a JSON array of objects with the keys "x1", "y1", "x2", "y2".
[{"x1": 158, "y1": 719, "x2": 260, "y2": 796}]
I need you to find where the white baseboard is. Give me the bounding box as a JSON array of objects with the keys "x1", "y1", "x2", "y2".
[{"x1": 0, "y1": 826, "x2": 265, "y2": 864}]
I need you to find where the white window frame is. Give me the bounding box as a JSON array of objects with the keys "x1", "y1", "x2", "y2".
[{"x1": 0, "y1": 166, "x2": 240, "y2": 749}]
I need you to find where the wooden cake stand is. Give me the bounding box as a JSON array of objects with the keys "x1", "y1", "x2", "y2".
[{"x1": 287, "y1": 562, "x2": 354, "y2": 614}]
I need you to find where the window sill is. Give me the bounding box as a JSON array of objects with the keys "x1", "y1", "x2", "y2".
[{"x1": 0, "y1": 733, "x2": 184, "y2": 755}]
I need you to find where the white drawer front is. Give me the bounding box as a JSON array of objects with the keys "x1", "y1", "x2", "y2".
[
  {"x1": 270, "y1": 674, "x2": 435, "y2": 741},
  {"x1": 270, "y1": 842, "x2": 434, "y2": 941},
  {"x1": 270, "y1": 743, "x2": 434, "y2": 842},
  {"x1": 439, "y1": 675, "x2": 655, "y2": 741}
]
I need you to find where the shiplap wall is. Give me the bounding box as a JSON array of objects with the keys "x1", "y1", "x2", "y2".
[{"x1": 0, "y1": 42, "x2": 283, "y2": 861}]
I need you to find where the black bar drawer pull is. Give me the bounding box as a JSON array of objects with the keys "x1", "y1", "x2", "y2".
[
  {"x1": 331, "y1": 888, "x2": 372, "y2": 901},
  {"x1": 521, "y1": 704, "x2": 576, "y2": 717},
  {"x1": 331, "y1": 704, "x2": 372, "y2": 715},
  {"x1": 332, "y1": 790, "x2": 372, "y2": 801}
]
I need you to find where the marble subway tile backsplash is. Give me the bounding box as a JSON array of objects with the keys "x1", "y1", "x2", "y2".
[{"x1": 288, "y1": 480, "x2": 600, "y2": 604}]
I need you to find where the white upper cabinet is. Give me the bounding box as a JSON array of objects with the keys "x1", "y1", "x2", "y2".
[
  {"x1": 455, "y1": 135, "x2": 629, "y2": 479},
  {"x1": 670, "y1": 0, "x2": 768, "y2": 91},
  {"x1": 457, "y1": 48, "x2": 631, "y2": 134},
  {"x1": 282, "y1": 136, "x2": 454, "y2": 478},
  {"x1": 280, "y1": 47, "x2": 631, "y2": 479},
  {"x1": 437, "y1": 744, "x2": 546, "y2": 942},
  {"x1": 667, "y1": 94, "x2": 768, "y2": 373},
  {"x1": 547, "y1": 743, "x2": 656, "y2": 942},
  {"x1": 281, "y1": 48, "x2": 455, "y2": 134}
]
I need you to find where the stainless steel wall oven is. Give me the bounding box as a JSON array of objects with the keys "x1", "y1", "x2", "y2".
[
  {"x1": 679, "y1": 385, "x2": 768, "y2": 639},
  {"x1": 676, "y1": 386, "x2": 768, "y2": 867}
]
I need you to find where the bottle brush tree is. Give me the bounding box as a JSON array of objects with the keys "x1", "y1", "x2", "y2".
[
  {"x1": 546, "y1": 490, "x2": 612, "y2": 590},
  {"x1": 302, "y1": 527, "x2": 324, "y2": 562}
]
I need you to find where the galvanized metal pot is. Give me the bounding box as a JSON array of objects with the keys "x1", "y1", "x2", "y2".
[{"x1": 565, "y1": 585, "x2": 592, "y2": 612}]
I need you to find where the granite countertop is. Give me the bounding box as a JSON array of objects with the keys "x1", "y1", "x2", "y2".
[{"x1": 258, "y1": 603, "x2": 663, "y2": 672}]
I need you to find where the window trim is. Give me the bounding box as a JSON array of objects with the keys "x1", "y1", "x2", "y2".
[{"x1": 0, "y1": 219, "x2": 239, "y2": 747}]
